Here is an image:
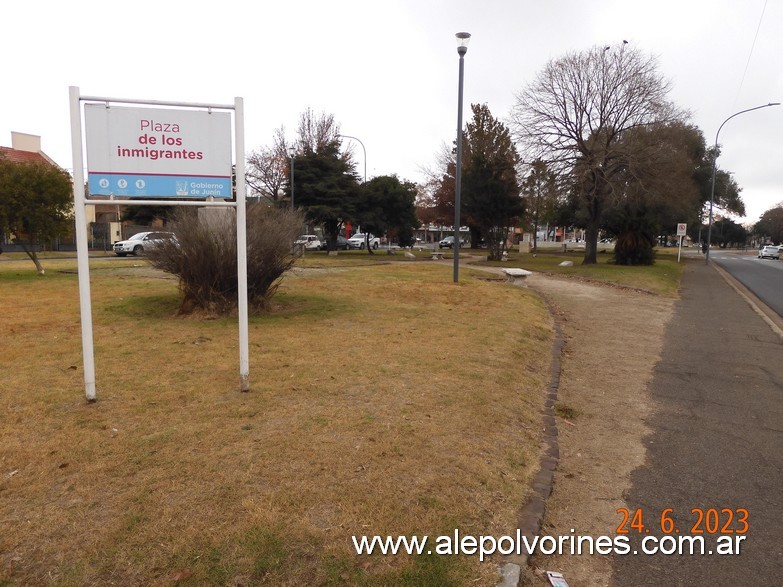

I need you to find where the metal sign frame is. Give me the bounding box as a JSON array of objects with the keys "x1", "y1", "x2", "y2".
[{"x1": 68, "y1": 86, "x2": 250, "y2": 401}]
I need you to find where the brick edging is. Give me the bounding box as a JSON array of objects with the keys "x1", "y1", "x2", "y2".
[{"x1": 498, "y1": 290, "x2": 565, "y2": 585}]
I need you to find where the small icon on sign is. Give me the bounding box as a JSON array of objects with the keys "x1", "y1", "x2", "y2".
[
  {"x1": 99, "y1": 178, "x2": 110, "y2": 189},
  {"x1": 118, "y1": 179, "x2": 128, "y2": 189},
  {"x1": 136, "y1": 179, "x2": 146, "y2": 189},
  {"x1": 176, "y1": 180, "x2": 189, "y2": 196}
]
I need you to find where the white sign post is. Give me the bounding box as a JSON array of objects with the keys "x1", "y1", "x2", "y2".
[
  {"x1": 69, "y1": 87, "x2": 250, "y2": 400},
  {"x1": 676, "y1": 223, "x2": 687, "y2": 263}
]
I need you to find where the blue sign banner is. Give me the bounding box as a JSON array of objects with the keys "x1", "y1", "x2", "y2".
[{"x1": 88, "y1": 173, "x2": 232, "y2": 198}]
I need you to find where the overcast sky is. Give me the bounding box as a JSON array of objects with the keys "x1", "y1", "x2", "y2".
[{"x1": 3, "y1": 0, "x2": 782, "y2": 223}]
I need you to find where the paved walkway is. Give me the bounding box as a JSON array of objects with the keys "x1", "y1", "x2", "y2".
[{"x1": 611, "y1": 261, "x2": 783, "y2": 584}]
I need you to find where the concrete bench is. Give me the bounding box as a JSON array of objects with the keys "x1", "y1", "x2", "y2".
[
  {"x1": 431, "y1": 251, "x2": 444, "y2": 260},
  {"x1": 502, "y1": 268, "x2": 533, "y2": 285}
]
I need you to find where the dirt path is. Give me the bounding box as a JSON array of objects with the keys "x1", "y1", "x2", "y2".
[{"x1": 519, "y1": 273, "x2": 677, "y2": 586}]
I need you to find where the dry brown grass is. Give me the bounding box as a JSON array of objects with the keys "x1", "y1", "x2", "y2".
[{"x1": 0, "y1": 257, "x2": 553, "y2": 586}]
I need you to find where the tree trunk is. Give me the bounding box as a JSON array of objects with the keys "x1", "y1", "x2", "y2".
[
  {"x1": 582, "y1": 220, "x2": 600, "y2": 265},
  {"x1": 532, "y1": 215, "x2": 539, "y2": 253},
  {"x1": 582, "y1": 185, "x2": 606, "y2": 265},
  {"x1": 21, "y1": 243, "x2": 45, "y2": 275},
  {"x1": 469, "y1": 226, "x2": 482, "y2": 250}
]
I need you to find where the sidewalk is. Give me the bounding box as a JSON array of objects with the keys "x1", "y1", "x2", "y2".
[
  {"x1": 520, "y1": 270, "x2": 676, "y2": 586},
  {"x1": 611, "y1": 261, "x2": 783, "y2": 585},
  {"x1": 521, "y1": 260, "x2": 783, "y2": 586}
]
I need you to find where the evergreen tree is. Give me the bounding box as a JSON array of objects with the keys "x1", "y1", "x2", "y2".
[
  {"x1": 603, "y1": 122, "x2": 708, "y2": 264},
  {"x1": 355, "y1": 175, "x2": 419, "y2": 252},
  {"x1": 0, "y1": 158, "x2": 73, "y2": 274},
  {"x1": 462, "y1": 104, "x2": 523, "y2": 260},
  {"x1": 754, "y1": 206, "x2": 783, "y2": 243},
  {"x1": 293, "y1": 140, "x2": 360, "y2": 246}
]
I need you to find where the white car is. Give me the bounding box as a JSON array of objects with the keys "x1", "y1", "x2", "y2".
[
  {"x1": 758, "y1": 245, "x2": 780, "y2": 260},
  {"x1": 113, "y1": 231, "x2": 176, "y2": 257},
  {"x1": 294, "y1": 234, "x2": 321, "y2": 250},
  {"x1": 347, "y1": 233, "x2": 380, "y2": 249}
]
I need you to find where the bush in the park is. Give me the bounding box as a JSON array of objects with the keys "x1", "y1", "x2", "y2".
[{"x1": 147, "y1": 205, "x2": 303, "y2": 314}]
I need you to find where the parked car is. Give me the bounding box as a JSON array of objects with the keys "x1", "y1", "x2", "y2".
[
  {"x1": 347, "y1": 233, "x2": 380, "y2": 249},
  {"x1": 757, "y1": 245, "x2": 780, "y2": 260},
  {"x1": 294, "y1": 234, "x2": 322, "y2": 250},
  {"x1": 438, "y1": 236, "x2": 466, "y2": 249},
  {"x1": 319, "y1": 235, "x2": 350, "y2": 251},
  {"x1": 113, "y1": 231, "x2": 176, "y2": 257}
]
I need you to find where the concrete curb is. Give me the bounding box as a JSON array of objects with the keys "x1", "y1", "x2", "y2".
[
  {"x1": 498, "y1": 287, "x2": 565, "y2": 585},
  {"x1": 709, "y1": 261, "x2": 783, "y2": 341}
]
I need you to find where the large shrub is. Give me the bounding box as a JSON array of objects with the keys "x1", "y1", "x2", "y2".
[{"x1": 147, "y1": 205, "x2": 303, "y2": 314}]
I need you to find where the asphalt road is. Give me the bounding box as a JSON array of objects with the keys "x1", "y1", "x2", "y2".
[
  {"x1": 611, "y1": 261, "x2": 783, "y2": 585},
  {"x1": 709, "y1": 251, "x2": 783, "y2": 318}
]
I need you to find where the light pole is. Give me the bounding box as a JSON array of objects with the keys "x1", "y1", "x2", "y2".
[
  {"x1": 339, "y1": 134, "x2": 375, "y2": 245},
  {"x1": 454, "y1": 31, "x2": 470, "y2": 283},
  {"x1": 705, "y1": 102, "x2": 779, "y2": 264},
  {"x1": 338, "y1": 134, "x2": 366, "y2": 183},
  {"x1": 288, "y1": 146, "x2": 295, "y2": 208}
]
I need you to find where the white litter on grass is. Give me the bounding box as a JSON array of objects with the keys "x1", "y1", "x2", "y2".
[{"x1": 546, "y1": 571, "x2": 570, "y2": 587}]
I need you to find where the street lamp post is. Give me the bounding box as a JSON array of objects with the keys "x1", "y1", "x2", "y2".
[
  {"x1": 339, "y1": 134, "x2": 377, "y2": 245},
  {"x1": 705, "y1": 102, "x2": 779, "y2": 264},
  {"x1": 288, "y1": 146, "x2": 295, "y2": 209},
  {"x1": 454, "y1": 31, "x2": 470, "y2": 283},
  {"x1": 338, "y1": 134, "x2": 366, "y2": 183}
]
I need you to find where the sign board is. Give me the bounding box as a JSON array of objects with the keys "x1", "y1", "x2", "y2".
[
  {"x1": 676, "y1": 223, "x2": 687, "y2": 236},
  {"x1": 85, "y1": 105, "x2": 232, "y2": 198}
]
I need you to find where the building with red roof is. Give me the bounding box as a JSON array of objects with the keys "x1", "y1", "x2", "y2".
[{"x1": 0, "y1": 132, "x2": 60, "y2": 167}]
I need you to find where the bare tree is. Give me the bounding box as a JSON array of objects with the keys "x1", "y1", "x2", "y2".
[
  {"x1": 246, "y1": 127, "x2": 289, "y2": 205},
  {"x1": 521, "y1": 159, "x2": 559, "y2": 253},
  {"x1": 416, "y1": 149, "x2": 455, "y2": 244},
  {"x1": 416, "y1": 143, "x2": 460, "y2": 244},
  {"x1": 297, "y1": 108, "x2": 342, "y2": 155},
  {"x1": 510, "y1": 44, "x2": 679, "y2": 264}
]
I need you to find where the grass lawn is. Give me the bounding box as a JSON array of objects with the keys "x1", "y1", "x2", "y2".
[
  {"x1": 0, "y1": 256, "x2": 554, "y2": 586},
  {"x1": 295, "y1": 245, "x2": 685, "y2": 298},
  {"x1": 475, "y1": 248, "x2": 686, "y2": 298}
]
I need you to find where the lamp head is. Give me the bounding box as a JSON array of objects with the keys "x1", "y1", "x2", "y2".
[
  {"x1": 456, "y1": 32, "x2": 471, "y2": 55},
  {"x1": 288, "y1": 146, "x2": 295, "y2": 157}
]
